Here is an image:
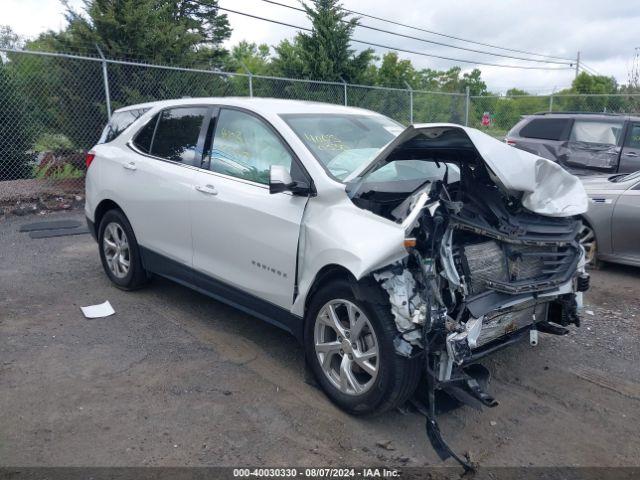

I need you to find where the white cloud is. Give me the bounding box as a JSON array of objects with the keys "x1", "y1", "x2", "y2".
[
  {"x1": 3, "y1": 0, "x2": 637, "y2": 93},
  {"x1": 222, "y1": 0, "x2": 639, "y2": 92},
  {"x1": 3, "y1": 0, "x2": 83, "y2": 39}
]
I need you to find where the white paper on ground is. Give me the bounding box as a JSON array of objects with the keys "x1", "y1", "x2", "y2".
[{"x1": 81, "y1": 300, "x2": 115, "y2": 319}]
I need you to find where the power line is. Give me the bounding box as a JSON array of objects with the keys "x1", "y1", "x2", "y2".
[
  {"x1": 579, "y1": 64, "x2": 597, "y2": 75},
  {"x1": 217, "y1": 5, "x2": 574, "y2": 71},
  {"x1": 257, "y1": 0, "x2": 573, "y2": 66},
  {"x1": 580, "y1": 63, "x2": 603, "y2": 76},
  {"x1": 304, "y1": 0, "x2": 576, "y2": 63}
]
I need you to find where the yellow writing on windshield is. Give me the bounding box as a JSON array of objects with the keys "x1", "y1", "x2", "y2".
[{"x1": 303, "y1": 133, "x2": 346, "y2": 152}]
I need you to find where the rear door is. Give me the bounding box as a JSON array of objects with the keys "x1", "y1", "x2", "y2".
[
  {"x1": 190, "y1": 107, "x2": 310, "y2": 310},
  {"x1": 561, "y1": 119, "x2": 624, "y2": 174},
  {"x1": 618, "y1": 122, "x2": 640, "y2": 173},
  {"x1": 121, "y1": 106, "x2": 210, "y2": 268},
  {"x1": 510, "y1": 117, "x2": 572, "y2": 161}
]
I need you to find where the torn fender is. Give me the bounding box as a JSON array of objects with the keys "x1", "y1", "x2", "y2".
[{"x1": 291, "y1": 195, "x2": 408, "y2": 317}]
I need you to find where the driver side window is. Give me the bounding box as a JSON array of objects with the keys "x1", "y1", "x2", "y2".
[
  {"x1": 625, "y1": 124, "x2": 640, "y2": 149},
  {"x1": 208, "y1": 109, "x2": 293, "y2": 184}
]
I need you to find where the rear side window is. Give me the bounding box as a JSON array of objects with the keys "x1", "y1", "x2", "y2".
[
  {"x1": 98, "y1": 108, "x2": 149, "y2": 143},
  {"x1": 519, "y1": 118, "x2": 570, "y2": 141},
  {"x1": 151, "y1": 107, "x2": 208, "y2": 163},
  {"x1": 133, "y1": 114, "x2": 158, "y2": 153},
  {"x1": 570, "y1": 120, "x2": 623, "y2": 145},
  {"x1": 624, "y1": 123, "x2": 640, "y2": 149}
]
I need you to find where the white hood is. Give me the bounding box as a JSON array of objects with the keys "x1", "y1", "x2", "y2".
[{"x1": 349, "y1": 124, "x2": 589, "y2": 217}]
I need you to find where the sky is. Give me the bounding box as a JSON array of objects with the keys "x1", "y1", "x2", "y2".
[{"x1": 3, "y1": 0, "x2": 640, "y2": 94}]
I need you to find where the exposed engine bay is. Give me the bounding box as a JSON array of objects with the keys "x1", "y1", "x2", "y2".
[
  {"x1": 356, "y1": 163, "x2": 588, "y2": 366},
  {"x1": 346, "y1": 126, "x2": 590, "y2": 469}
]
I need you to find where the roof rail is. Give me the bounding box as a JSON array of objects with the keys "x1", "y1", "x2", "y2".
[{"x1": 531, "y1": 111, "x2": 625, "y2": 117}]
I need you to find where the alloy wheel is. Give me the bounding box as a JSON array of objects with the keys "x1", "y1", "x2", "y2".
[
  {"x1": 579, "y1": 224, "x2": 597, "y2": 264},
  {"x1": 313, "y1": 299, "x2": 379, "y2": 396},
  {"x1": 103, "y1": 222, "x2": 131, "y2": 279}
]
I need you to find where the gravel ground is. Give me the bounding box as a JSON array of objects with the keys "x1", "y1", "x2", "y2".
[
  {"x1": 0, "y1": 178, "x2": 83, "y2": 203},
  {"x1": 1, "y1": 211, "x2": 639, "y2": 470}
]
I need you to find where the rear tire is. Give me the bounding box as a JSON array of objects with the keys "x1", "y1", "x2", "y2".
[
  {"x1": 98, "y1": 209, "x2": 148, "y2": 290},
  {"x1": 304, "y1": 279, "x2": 421, "y2": 415}
]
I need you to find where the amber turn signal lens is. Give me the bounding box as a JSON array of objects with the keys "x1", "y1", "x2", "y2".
[{"x1": 404, "y1": 238, "x2": 417, "y2": 248}]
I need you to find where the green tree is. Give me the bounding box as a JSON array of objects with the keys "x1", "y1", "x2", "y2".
[
  {"x1": 269, "y1": 39, "x2": 307, "y2": 79},
  {"x1": 15, "y1": 0, "x2": 234, "y2": 151},
  {"x1": 414, "y1": 66, "x2": 486, "y2": 95},
  {"x1": 225, "y1": 41, "x2": 271, "y2": 75},
  {"x1": 271, "y1": 0, "x2": 374, "y2": 83},
  {"x1": 572, "y1": 72, "x2": 617, "y2": 94},
  {"x1": 0, "y1": 66, "x2": 36, "y2": 180},
  {"x1": 505, "y1": 88, "x2": 530, "y2": 96},
  {"x1": 375, "y1": 52, "x2": 417, "y2": 88},
  {"x1": 553, "y1": 72, "x2": 620, "y2": 112},
  {"x1": 0, "y1": 25, "x2": 22, "y2": 51},
  {"x1": 45, "y1": 0, "x2": 231, "y2": 66},
  {"x1": 461, "y1": 68, "x2": 487, "y2": 96}
]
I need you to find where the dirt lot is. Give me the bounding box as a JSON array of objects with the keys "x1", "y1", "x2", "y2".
[{"x1": 1, "y1": 210, "x2": 639, "y2": 470}]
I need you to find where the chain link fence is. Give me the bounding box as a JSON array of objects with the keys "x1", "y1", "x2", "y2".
[
  {"x1": 469, "y1": 93, "x2": 640, "y2": 139},
  {"x1": 2, "y1": 47, "x2": 640, "y2": 206}
]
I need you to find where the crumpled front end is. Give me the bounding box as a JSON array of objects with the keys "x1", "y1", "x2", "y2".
[
  {"x1": 345, "y1": 125, "x2": 590, "y2": 374},
  {"x1": 370, "y1": 177, "x2": 589, "y2": 374},
  {"x1": 345, "y1": 124, "x2": 590, "y2": 467}
]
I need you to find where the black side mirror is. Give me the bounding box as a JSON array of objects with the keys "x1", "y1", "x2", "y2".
[
  {"x1": 269, "y1": 165, "x2": 294, "y2": 194},
  {"x1": 269, "y1": 165, "x2": 312, "y2": 196}
]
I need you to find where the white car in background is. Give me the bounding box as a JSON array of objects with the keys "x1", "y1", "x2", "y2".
[{"x1": 85, "y1": 98, "x2": 590, "y2": 426}]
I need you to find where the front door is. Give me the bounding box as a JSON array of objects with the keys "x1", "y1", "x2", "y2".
[{"x1": 191, "y1": 107, "x2": 309, "y2": 310}]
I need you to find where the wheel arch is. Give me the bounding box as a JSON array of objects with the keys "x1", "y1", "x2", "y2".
[
  {"x1": 93, "y1": 199, "x2": 126, "y2": 237},
  {"x1": 304, "y1": 264, "x2": 356, "y2": 315},
  {"x1": 301, "y1": 264, "x2": 390, "y2": 344}
]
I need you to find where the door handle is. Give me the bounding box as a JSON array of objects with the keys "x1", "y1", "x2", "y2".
[
  {"x1": 195, "y1": 184, "x2": 218, "y2": 196},
  {"x1": 122, "y1": 162, "x2": 137, "y2": 171},
  {"x1": 624, "y1": 152, "x2": 638, "y2": 157}
]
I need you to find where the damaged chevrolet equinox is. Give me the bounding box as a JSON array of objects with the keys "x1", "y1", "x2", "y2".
[{"x1": 86, "y1": 98, "x2": 590, "y2": 420}]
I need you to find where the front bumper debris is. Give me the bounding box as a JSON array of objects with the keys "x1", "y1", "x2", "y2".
[{"x1": 367, "y1": 175, "x2": 589, "y2": 471}]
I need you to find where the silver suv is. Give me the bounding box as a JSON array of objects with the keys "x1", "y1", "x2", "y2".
[
  {"x1": 85, "y1": 98, "x2": 590, "y2": 441},
  {"x1": 506, "y1": 112, "x2": 640, "y2": 175}
]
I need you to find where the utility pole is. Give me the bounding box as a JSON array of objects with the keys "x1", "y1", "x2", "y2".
[{"x1": 575, "y1": 51, "x2": 581, "y2": 79}]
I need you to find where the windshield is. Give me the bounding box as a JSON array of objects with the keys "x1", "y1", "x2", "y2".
[{"x1": 281, "y1": 113, "x2": 404, "y2": 180}]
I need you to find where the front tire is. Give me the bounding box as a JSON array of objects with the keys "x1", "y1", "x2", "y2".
[
  {"x1": 304, "y1": 279, "x2": 421, "y2": 415},
  {"x1": 98, "y1": 209, "x2": 148, "y2": 290}
]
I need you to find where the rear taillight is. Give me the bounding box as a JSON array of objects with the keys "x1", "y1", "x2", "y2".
[
  {"x1": 85, "y1": 152, "x2": 96, "y2": 168},
  {"x1": 505, "y1": 138, "x2": 517, "y2": 146}
]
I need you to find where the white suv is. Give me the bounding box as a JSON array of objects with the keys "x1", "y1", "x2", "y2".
[{"x1": 85, "y1": 98, "x2": 590, "y2": 417}]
